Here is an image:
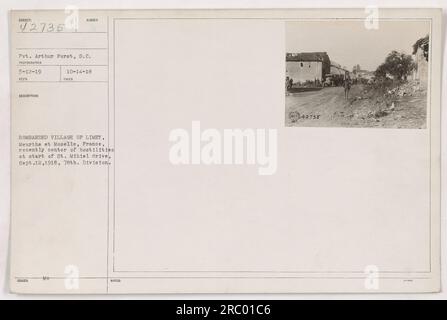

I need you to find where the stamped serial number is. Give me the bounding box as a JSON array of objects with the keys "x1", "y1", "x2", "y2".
[{"x1": 289, "y1": 111, "x2": 321, "y2": 122}]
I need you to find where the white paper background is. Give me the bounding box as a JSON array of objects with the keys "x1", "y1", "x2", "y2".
[{"x1": 0, "y1": 0, "x2": 446, "y2": 299}]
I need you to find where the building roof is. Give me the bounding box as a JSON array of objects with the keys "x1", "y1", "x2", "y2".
[
  {"x1": 330, "y1": 61, "x2": 344, "y2": 69},
  {"x1": 286, "y1": 52, "x2": 329, "y2": 62},
  {"x1": 357, "y1": 70, "x2": 373, "y2": 75},
  {"x1": 330, "y1": 61, "x2": 349, "y2": 73}
]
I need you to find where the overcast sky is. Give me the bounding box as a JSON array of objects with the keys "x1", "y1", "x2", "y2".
[{"x1": 286, "y1": 20, "x2": 429, "y2": 71}]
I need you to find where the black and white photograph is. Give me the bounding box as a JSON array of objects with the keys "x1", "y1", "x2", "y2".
[
  {"x1": 285, "y1": 20, "x2": 430, "y2": 128},
  {"x1": 1, "y1": 3, "x2": 444, "y2": 302}
]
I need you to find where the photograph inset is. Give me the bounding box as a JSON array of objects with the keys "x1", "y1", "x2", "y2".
[{"x1": 285, "y1": 20, "x2": 429, "y2": 128}]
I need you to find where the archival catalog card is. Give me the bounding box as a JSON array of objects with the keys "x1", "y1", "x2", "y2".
[{"x1": 9, "y1": 8, "x2": 442, "y2": 294}]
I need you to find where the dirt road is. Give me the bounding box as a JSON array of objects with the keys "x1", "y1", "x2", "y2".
[{"x1": 285, "y1": 84, "x2": 427, "y2": 128}]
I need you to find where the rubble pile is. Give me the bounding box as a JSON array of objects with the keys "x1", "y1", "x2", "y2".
[
  {"x1": 386, "y1": 80, "x2": 425, "y2": 98},
  {"x1": 348, "y1": 80, "x2": 426, "y2": 123}
]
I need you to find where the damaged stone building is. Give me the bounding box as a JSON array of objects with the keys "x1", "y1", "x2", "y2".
[
  {"x1": 286, "y1": 52, "x2": 331, "y2": 84},
  {"x1": 412, "y1": 35, "x2": 429, "y2": 86}
]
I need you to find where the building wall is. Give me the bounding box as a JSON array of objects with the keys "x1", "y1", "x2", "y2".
[
  {"x1": 286, "y1": 61, "x2": 323, "y2": 83},
  {"x1": 413, "y1": 48, "x2": 428, "y2": 86}
]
